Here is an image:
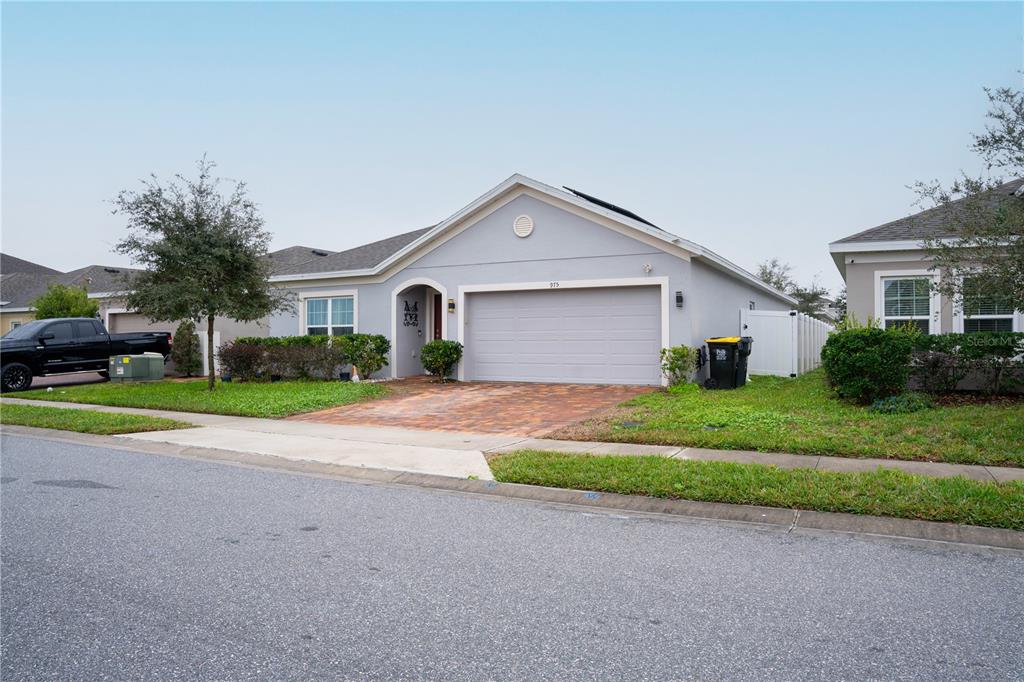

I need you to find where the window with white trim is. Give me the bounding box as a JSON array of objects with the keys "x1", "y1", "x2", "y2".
[
  {"x1": 10, "y1": 321, "x2": 21, "y2": 330},
  {"x1": 881, "y1": 277, "x2": 931, "y2": 334},
  {"x1": 305, "y1": 296, "x2": 354, "y2": 336},
  {"x1": 962, "y1": 277, "x2": 1015, "y2": 333}
]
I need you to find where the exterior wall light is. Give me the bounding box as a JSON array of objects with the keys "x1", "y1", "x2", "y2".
[
  {"x1": 676, "y1": 291, "x2": 684, "y2": 308},
  {"x1": 447, "y1": 298, "x2": 456, "y2": 314}
]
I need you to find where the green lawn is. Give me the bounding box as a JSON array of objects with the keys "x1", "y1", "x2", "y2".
[
  {"x1": 490, "y1": 451, "x2": 1024, "y2": 530},
  {"x1": 15, "y1": 379, "x2": 386, "y2": 418},
  {"x1": 1, "y1": 403, "x2": 190, "y2": 435},
  {"x1": 549, "y1": 371, "x2": 1024, "y2": 468}
]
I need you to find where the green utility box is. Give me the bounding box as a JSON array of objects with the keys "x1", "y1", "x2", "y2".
[{"x1": 108, "y1": 353, "x2": 165, "y2": 382}]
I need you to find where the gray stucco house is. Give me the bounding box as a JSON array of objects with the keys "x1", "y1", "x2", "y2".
[
  {"x1": 829, "y1": 178, "x2": 1023, "y2": 335},
  {"x1": 268, "y1": 174, "x2": 795, "y2": 385}
]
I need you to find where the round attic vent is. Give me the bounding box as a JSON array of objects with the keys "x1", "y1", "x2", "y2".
[{"x1": 513, "y1": 214, "x2": 534, "y2": 238}]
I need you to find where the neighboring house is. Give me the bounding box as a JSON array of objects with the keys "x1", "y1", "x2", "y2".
[
  {"x1": 0, "y1": 254, "x2": 61, "y2": 332},
  {"x1": 268, "y1": 174, "x2": 796, "y2": 386},
  {"x1": 0, "y1": 255, "x2": 263, "y2": 371},
  {"x1": 829, "y1": 179, "x2": 1023, "y2": 334}
]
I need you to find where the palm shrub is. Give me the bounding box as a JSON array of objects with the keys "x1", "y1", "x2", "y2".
[
  {"x1": 420, "y1": 340, "x2": 463, "y2": 382},
  {"x1": 820, "y1": 325, "x2": 918, "y2": 404},
  {"x1": 170, "y1": 320, "x2": 203, "y2": 377}
]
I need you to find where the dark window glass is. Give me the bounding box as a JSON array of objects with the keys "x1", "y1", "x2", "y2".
[
  {"x1": 76, "y1": 321, "x2": 99, "y2": 339},
  {"x1": 964, "y1": 318, "x2": 1014, "y2": 333},
  {"x1": 46, "y1": 322, "x2": 74, "y2": 341}
]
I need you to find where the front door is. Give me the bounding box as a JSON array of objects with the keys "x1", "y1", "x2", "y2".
[{"x1": 432, "y1": 294, "x2": 443, "y2": 340}]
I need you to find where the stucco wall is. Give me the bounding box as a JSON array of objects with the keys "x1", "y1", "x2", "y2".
[
  {"x1": 688, "y1": 259, "x2": 791, "y2": 343},
  {"x1": 843, "y1": 255, "x2": 953, "y2": 332},
  {"x1": 268, "y1": 193, "x2": 790, "y2": 376},
  {"x1": 0, "y1": 311, "x2": 35, "y2": 335}
]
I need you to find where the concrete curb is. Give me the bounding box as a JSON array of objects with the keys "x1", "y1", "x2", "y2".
[{"x1": 4, "y1": 425, "x2": 1023, "y2": 553}]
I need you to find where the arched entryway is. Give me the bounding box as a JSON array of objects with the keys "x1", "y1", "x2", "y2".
[{"x1": 390, "y1": 278, "x2": 448, "y2": 378}]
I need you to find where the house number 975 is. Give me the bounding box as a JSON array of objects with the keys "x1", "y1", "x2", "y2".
[{"x1": 549, "y1": 281, "x2": 560, "y2": 288}]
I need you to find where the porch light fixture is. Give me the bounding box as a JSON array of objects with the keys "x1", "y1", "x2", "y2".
[
  {"x1": 676, "y1": 291, "x2": 684, "y2": 308},
  {"x1": 447, "y1": 298, "x2": 455, "y2": 314}
]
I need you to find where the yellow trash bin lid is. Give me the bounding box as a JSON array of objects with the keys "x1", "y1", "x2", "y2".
[{"x1": 705, "y1": 336, "x2": 741, "y2": 343}]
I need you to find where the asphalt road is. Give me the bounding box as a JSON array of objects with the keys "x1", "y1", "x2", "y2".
[{"x1": 2, "y1": 435, "x2": 1022, "y2": 681}]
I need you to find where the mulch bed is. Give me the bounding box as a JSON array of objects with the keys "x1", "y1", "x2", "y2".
[{"x1": 933, "y1": 393, "x2": 1024, "y2": 407}]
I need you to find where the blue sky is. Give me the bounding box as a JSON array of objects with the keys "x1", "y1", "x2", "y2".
[{"x1": 3, "y1": 2, "x2": 1021, "y2": 292}]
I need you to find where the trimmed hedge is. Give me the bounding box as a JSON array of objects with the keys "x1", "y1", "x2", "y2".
[
  {"x1": 823, "y1": 327, "x2": 1024, "y2": 402},
  {"x1": 420, "y1": 340, "x2": 463, "y2": 382},
  {"x1": 219, "y1": 334, "x2": 389, "y2": 382},
  {"x1": 821, "y1": 326, "x2": 918, "y2": 404},
  {"x1": 911, "y1": 332, "x2": 1024, "y2": 396}
]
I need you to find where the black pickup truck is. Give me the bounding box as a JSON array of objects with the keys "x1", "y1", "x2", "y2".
[{"x1": 0, "y1": 317, "x2": 172, "y2": 392}]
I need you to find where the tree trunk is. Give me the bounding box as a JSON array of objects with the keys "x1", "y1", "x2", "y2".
[{"x1": 207, "y1": 315, "x2": 216, "y2": 391}]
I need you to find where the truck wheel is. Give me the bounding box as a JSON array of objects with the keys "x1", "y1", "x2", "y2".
[{"x1": 1, "y1": 363, "x2": 33, "y2": 392}]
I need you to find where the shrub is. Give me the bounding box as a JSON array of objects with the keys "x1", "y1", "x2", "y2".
[
  {"x1": 217, "y1": 341, "x2": 265, "y2": 382},
  {"x1": 234, "y1": 335, "x2": 330, "y2": 347},
  {"x1": 660, "y1": 346, "x2": 697, "y2": 386},
  {"x1": 32, "y1": 283, "x2": 99, "y2": 319},
  {"x1": 870, "y1": 392, "x2": 933, "y2": 414},
  {"x1": 336, "y1": 334, "x2": 390, "y2": 380},
  {"x1": 956, "y1": 332, "x2": 1024, "y2": 396},
  {"x1": 820, "y1": 326, "x2": 917, "y2": 404},
  {"x1": 910, "y1": 332, "x2": 1024, "y2": 396},
  {"x1": 420, "y1": 340, "x2": 463, "y2": 382},
  {"x1": 170, "y1": 320, "x2": 203, "y2": 377}
]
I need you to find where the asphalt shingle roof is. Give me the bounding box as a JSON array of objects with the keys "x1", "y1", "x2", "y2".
[
  {"x1": 0, "y1": 272, "x2": 53, "y2": 308},
  {"x1": 0, "y1": 253, "x2": 62, "y2": 277},
  {"x1": 58, "y1": 265, "x2": 141, "y2": 293},
  {"x1": 0, "y1": 264, "x2": 142, "y2": 309},
  {"x1": 834, "y1": 178, "x2": 1024, "y2": 244},
  {"x1": 271, "y1": 227, "x2": 434, "y2": 276},
  {"x1": 266, "y1": 246, "x2": 337, "y2": 275}
]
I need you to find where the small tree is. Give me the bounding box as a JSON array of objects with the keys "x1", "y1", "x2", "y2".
[
  {"x1": 32, "y1": 283, "x2": 99, "y2": 319},
  {"x1": 113, "y1": 158, "x2": 291, "y2": 389},
  {"x1": 170, "y1": 320, "x2": 203, "y2": 377},
  {"x1": 756, "y1": 257, "x2": 795, "y2": 293},
  {"x1": 913, "y1": 83, "x2": 1024, "y2": 311},
  {"x1": 790, "y1": 279, "x2": 832, "y2": 321}
]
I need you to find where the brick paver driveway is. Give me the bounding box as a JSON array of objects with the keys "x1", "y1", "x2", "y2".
[{"x1": 288, "y1": 377, "x2": 656, "y2": 436}]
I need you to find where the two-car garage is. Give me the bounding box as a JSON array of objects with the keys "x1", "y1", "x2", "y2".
[{"x1": 462, "y1": 285, "x2": 664, "y2": 386}]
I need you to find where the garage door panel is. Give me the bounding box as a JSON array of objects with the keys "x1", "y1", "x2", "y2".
[{"x1": 465, "y1": 286, "x2": 662, "y2": 385}]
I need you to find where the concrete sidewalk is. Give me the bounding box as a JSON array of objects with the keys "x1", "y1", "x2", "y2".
[{"x1": 3, "y1": 397, "x2": 1023, "y2": 483}]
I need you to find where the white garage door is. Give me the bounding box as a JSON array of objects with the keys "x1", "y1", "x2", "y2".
[
  {"x1": 107, "y1": 313, "x2": 174, "y2": 335},
  {"x1": 464, "y1": 286, "x2": 662, "y2": 385}
]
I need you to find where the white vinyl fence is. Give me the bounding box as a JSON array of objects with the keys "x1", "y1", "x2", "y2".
[{"x1": 739, "y1": 309, "x2": 833, "y2": 377}]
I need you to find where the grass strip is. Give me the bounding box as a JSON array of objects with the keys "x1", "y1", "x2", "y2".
[
  {"x1": 16, "y1": 379, "x2": 386, "y2": 418},
  {"x1": 490, "y1": 450, "x2": 1024, "y2": 530},
  {"x1": 1, "y1": 403, "x2": 190, "y2": 435},
  {"x1": 550, "y1": 371, "x2": 1024, "y2": 468}
]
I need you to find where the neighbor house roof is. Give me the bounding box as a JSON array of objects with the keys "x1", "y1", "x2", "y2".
[
  {"x1": 832, "y1": 177, "x2": 1024, "y2": 245},
  {"x1": 0, "y1": 264, "x2": 142, "y2": 311},
  {"x1": 269, "y1": 174, "x2": 796, "y2": 304},
  {"x1": 270, "y1": 227, "x2": 434, "y2": 277},
  {"x1": 59, "y1": 265, "x2": 141, "y2": 294},
  {"x1": 0, "y1": 272, "x2": 54, "y2": 309},
  {"x1": 0, "y1": 253, "x2": 62, "y2": 277}
]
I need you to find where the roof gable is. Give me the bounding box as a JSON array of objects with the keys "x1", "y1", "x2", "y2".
[
  {"x1": 832, "y1": 177, "x2": 1024, "y2": 245},
  {"x1": 269, "y1": 174, "x2": 794, "y2": 304}
]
